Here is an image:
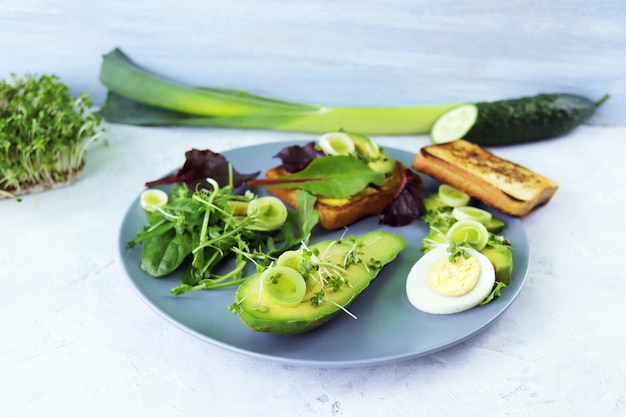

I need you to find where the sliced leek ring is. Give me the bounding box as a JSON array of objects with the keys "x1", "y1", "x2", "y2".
[
  {"x1": 276, "y1": 250, "x2": 318, "y2": 290},
  {"x1": 452, "y1": 206, "x2": 492, "y2": 226},
  {"x1": 318, "y1": 132, "x2": 356, "y2": 156},
  {"x1": 261, "y1": 266, "x2": 307, "y2": 307},
  {"x1": 140, "y1": 189, "x2": 168, "y2": 212},
  {"x1": 438, "y1": 184, "x2": 471, "y2": 207},
  {"x1": 246, "y1": 196, "x2": 288, "y2": 231},
  {"x1": 276, "y1": 250, "x2": 304, "y2": 271},
  {"x1": 446, "y1": 219, "x2": 489, "y2": 251}
]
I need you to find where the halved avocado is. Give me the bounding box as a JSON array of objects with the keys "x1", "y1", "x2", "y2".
[{"x1": 233, "y1": 230, "x2": 406, "y2": 335}]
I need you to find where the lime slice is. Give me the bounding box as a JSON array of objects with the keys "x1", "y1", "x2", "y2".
[
  {"x1": 446, "y1": 219, "x2": 489, "y2": 251},
  {"x1": 430, "y1": 104, "x2": 478, "y2": 144},
  {"x1": 438, "y1": 184, "x2": 471, "y2": 207},
  {"x1": 140, "y1": 189, "x2": 168, "y2": 212},
  {"x1": 452, "y1": 206, "x2": 493, "y2": 225},
  {"x1": 319, "y1": 132, "x2": 356, "y2": 155}
]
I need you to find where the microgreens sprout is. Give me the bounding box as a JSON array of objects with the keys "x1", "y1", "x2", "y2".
[
  {"x1": 150, "y1": 205, "x2": 182, "y2": 222},
  {"x1": 1, "y1": 74, "x2": 104, "y2": 199},
  {"x1": 342, "y1": 237, "x2": 364, "y2": 269},
  {"x1": 310, "y1": 291, "x2": 325, "y2": 307},
  {"x1": 310, "y1": 293, "x2": 357, "y2": 320},
  {"x1": 422, "y1": 226, "x2": 448, "y2": 248},
  {"x1": 447, "y1": 241, "x2": 474, "y2": 262}
]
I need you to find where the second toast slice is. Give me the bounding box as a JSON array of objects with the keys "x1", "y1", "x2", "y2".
[{"x1": 412, "y1": 140, "x2": 558, "y2": 217}]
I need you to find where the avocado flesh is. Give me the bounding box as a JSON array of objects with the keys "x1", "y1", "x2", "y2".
[
  {"x1": 480, "y1": 244, "x2": 513, "y2": 285},
  {"x1": 234, "y1": 230, "x2": 406, "y2": 335},
  {"x1": 347, "y1": 132, "x2": 395, "y2": 174},
  {"x1": 486, "y1": 217, "x2": 505, "y2": 233},
  {"x1": 348, "y1": 132, "x2": 381, "y2": 157},
  {"x1": 366, "y1": 156, "x2": 395, "y2": 174}
]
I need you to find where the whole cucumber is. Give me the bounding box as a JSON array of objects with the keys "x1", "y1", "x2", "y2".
[{"x1": 464, "y1": 93, "x2": 609, "y2": 146}]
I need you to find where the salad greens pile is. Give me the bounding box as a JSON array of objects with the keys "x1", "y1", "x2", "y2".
[
  {"x1": 0, "y1": 74, "x2": 104, "y2": 200},
  {"x1": 127, "y1": 176, "x2": 319, "y2": 296},
  {"x1": 126, "y1": 138, "x2": 425, "y2": 297}
]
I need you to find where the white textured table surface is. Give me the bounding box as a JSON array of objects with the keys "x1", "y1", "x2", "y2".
[{"x1": 2, "y1": 124, "x2": 626, "y2": 416}]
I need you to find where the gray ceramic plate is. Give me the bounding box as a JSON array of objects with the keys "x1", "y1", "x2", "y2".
[{"x1": 118, "y1": 142, "x2": 529, "y2": 368}]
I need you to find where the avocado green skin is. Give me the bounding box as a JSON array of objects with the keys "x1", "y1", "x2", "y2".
[
  {"x1": 234, "y1": 231, "x2": 406, "y2": 335},
  {"x1": 464, "y1": 93, "x2": 604, "y2": 146}
]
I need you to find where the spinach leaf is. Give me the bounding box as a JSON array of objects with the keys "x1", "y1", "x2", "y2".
[
  {"x1": 141, "y1": 229, "x2": 194, "y2": 277},
  {"x1": 249, "y1": 156, "x2": 385, "y2": 198}
]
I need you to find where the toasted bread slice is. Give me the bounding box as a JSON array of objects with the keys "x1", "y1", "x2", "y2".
[
  {"x1": 411, "y1": 140, "x2": 558, "y2": 217},
  {"x1": 264, "y1": 161, "x2": 419, "y2": 230}
]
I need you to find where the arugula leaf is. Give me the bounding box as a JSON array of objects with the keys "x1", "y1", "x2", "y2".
[
  {"x1": 293, "y1": 190, "x2": 319, "y2": 239},
  {"x1": 248, "y1": 156, "x2": 385, "y2": 199},
  {"x1": 480, "y1": 281, "x2": 507, "y2": 305},
  {"x1": 140, "y1": 229, "x2": 194, "y2": 277}
]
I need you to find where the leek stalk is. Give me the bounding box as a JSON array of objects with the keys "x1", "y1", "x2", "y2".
[{"x1": 99, "y1": 48, "x2": 460, "y2": 135}]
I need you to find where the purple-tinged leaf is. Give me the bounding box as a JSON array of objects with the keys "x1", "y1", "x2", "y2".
[
  {"x1": 273, "y1": 141, "x2": 324, "y2": 173},
  {"x1": 145, "y1": 148, "x2": 259, "y2": 190},
  {"x1": 379, "y1": 170, "x2": 425, "y2": 226}
]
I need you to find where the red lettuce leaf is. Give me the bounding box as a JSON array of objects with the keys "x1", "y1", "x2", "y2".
[
  {"x1": 379, "y1": 169, "x2": 425, "y2": 226},
  {"x1": 273, "y1": 141, "x2": 324, "y2": 173},
  {"x1": 145, "y1": 148, "x2": 259, "y2": 190}
]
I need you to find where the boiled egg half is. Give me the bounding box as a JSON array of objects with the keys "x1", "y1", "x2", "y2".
[{"x1": 406, "y1": 246, "x2": 496, "y2": 314}]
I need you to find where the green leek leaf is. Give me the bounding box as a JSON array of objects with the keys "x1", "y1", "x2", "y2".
[{"x1": 99, "y1": 48, "x2": 460, "y2": 135}]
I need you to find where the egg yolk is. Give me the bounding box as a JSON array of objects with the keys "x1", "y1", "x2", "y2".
[{"x1": 426, "y1": 255, "x2": 481, "y2": 297}]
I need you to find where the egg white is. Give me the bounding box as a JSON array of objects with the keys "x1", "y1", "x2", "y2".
[{"x1": 406, "y1": 246, "x2": 496, "y2": 314}]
